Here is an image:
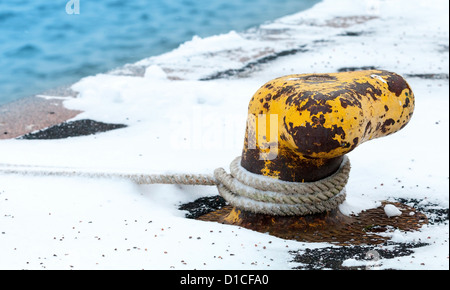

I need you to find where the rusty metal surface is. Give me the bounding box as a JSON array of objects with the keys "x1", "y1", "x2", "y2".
[
  {"x1": 197, "y1": 201, "x2": 428, "y2": 245},
  {"x1": 241, "y1": 70, "x2": 414, "y2": 182}
]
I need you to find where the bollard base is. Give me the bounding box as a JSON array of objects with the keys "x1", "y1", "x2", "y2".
[{"x1": 197, "y1": 201, "x2": 428, "y2": 245}]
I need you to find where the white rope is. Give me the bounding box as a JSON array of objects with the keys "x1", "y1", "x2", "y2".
[
  {"x1": 213, "y1": 156, "x2": 350, "y2": 216},
  {"x1": 0, "y1": 165, "x2": 217, "y2": 186},
  {"x1": 0, "y1": 156, "x2": 351, "y2": 216}
]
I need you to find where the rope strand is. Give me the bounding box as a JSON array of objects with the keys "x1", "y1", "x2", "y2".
[
  {"x1": 0, "y1": 156, "x2": 351, "y2": 216},
  {"x1": 0, "y1": 166, "x2": 217, "y2": 186}
]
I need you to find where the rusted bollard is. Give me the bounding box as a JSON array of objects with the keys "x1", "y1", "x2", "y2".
[
  {"x1": 200, "y1": 70, "x2": 426, "y2": 244},
  {"x1": 241, "y1": 69, "x2": 414, "y2": 182}
]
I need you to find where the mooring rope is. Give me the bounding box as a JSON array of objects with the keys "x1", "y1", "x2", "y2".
[
  {"x1": 0, "y1": 164, "x2": 217, "y2": 186},
  {"x1": 214, "y1": 156, "x2": 350, "y2": 216},
  {"x1": 0, "y1": 156, "x2": 350, "y2": 216}
]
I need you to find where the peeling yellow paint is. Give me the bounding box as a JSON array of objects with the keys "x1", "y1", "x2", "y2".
[
  {"x1": 241, "y1": 70, "x2": 414, "y2": 181},
  {"x1": 223, "y1": 208, "x2": 242, "y2": 224}
]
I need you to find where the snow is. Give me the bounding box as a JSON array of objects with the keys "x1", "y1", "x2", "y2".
[
  {"x1": 0, "y1": 0, "x2": 449, "y2": 270},
  {"x1": 342, "y1": 258, "x2": 371, "y2": 269},
  {"x1": 384, "y1": 204, "x2": 402, "y2": 218}
]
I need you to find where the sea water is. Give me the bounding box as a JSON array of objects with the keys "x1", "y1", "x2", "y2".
[{"x1": 0, "y1": 0, "x2": 320, "y2": 106}]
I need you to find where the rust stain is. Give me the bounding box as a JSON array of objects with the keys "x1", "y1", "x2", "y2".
[{"x1": 198, "y1": 202, "x2": 428, "y2": 245}]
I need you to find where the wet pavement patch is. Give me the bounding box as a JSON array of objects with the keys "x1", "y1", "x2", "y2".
[
  {"x1": 405, "y1": 73, "x2": 449, "y2": 80},
  {"x1": 179, "y1": 195, "x2": 228, "y2": 219},
  {"x1": 394, "y1": 197, "x2": 449, "y2": 225},
  {"x1": 289, "y1": 197, "x2": 448, "y2": 270},
  {"x1": 337, "y1": 66, "x2": 378, "y2": 72},
  {"x1": 337, "y1": 31, "x2": 368, "y2": 36},
  {"x1": 290, "y1": 241, "x2": 429, "y2": 270},
  {"x1": 18, "y1": 119, "x2": 127, "y2": 139},
  {"x1": 200, "y1": 45, "x2": 308, "y2": 80}
]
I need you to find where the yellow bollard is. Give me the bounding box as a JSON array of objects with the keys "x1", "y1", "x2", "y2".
[
  {"x1": 199, "y1": 70, "x2": 425, "y2": 245},
  {"x1": 241, "y1": 69, "x2": 414, "y2": 182}
]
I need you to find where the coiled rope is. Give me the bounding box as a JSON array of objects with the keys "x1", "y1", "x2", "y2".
[
  {"x1": 0, "y1": 155, "x2": 350, "y2": 216},
  {"x1": 214, "y1": 156, "x2": 350, "y2": 216}
]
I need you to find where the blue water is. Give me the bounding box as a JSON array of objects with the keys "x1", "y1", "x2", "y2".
[{"x1": 0, "y1": 0, "x2": 320, "y2": 106}]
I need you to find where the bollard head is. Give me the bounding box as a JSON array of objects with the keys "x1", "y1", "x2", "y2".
[{"x1": 241, "y1": 70, "x2": 414, "y2": 182}]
